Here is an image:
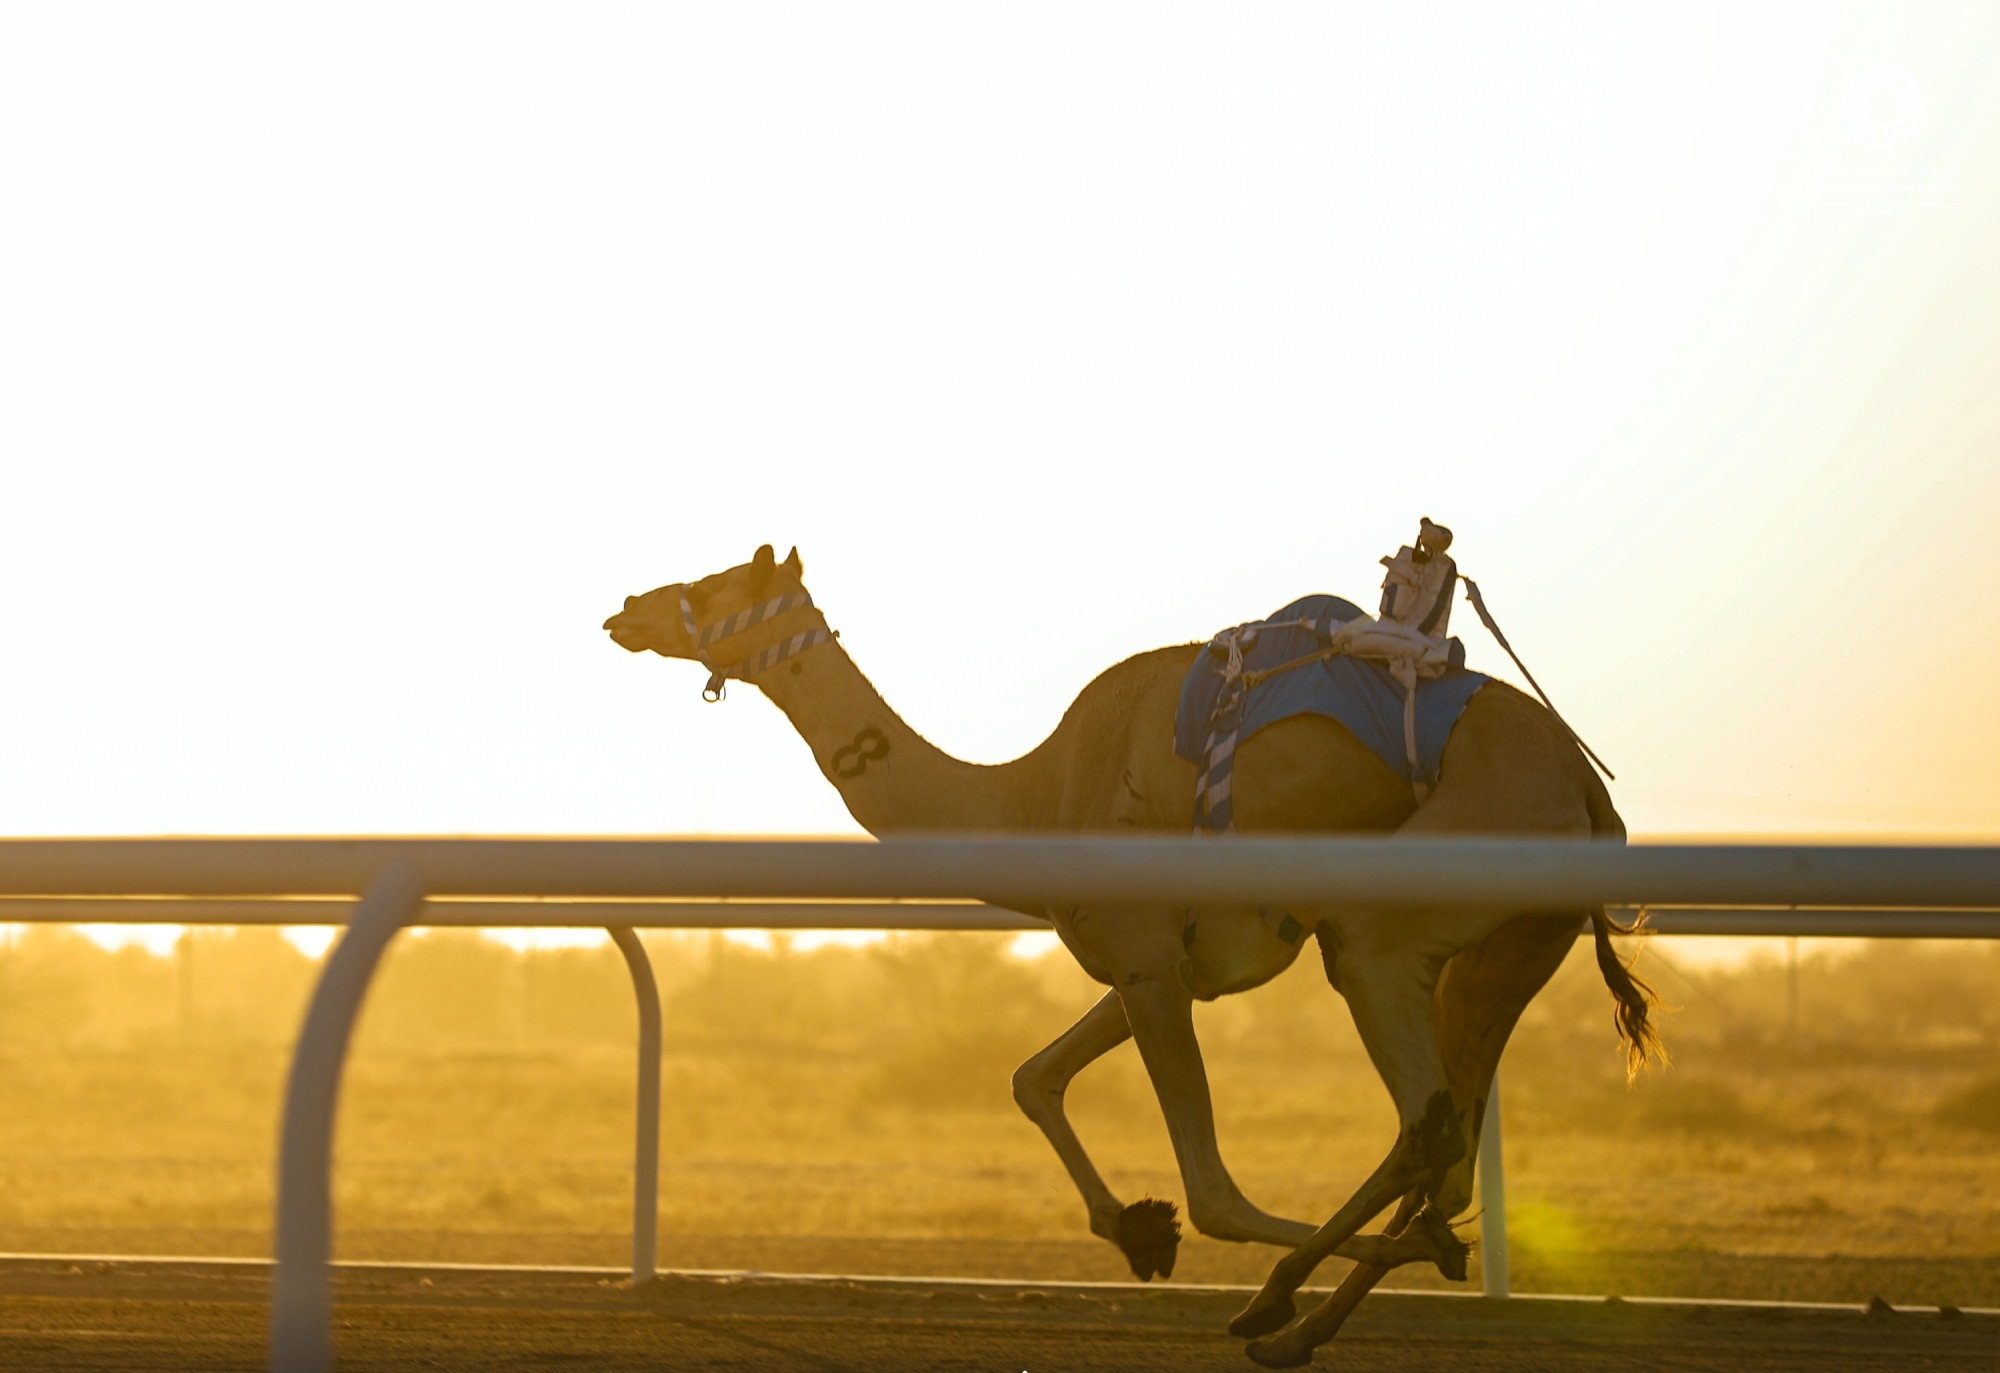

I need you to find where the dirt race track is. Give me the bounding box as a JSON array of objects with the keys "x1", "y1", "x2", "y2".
[{"x1": 0, "y1": 1257, "x2": 1995, "y2": 1372}]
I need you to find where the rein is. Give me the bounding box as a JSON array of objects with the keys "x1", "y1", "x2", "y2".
[
  {"x1": 678, "y1": 587, "x2": 832, "y2": 701},
  {"x1": 1458, "y1": 576, "x2": 1613, "y2": 781}
]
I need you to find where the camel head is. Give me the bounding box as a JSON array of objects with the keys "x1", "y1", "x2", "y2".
[{"x1": 603, "y1": 543, "x2": 808, "y2": 661}]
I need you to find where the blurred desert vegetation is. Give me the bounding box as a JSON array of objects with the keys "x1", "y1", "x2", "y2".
[{"x1": 1, "y1": 924, "x2": 1998, "y2": 1305}]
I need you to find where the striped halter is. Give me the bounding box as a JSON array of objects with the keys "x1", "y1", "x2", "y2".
[{"x1": 679, "y1": 586, "x2": 831, "y2": 701}]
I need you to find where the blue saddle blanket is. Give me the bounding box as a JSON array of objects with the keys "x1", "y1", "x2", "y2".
[{"x1": 1173, "y1": 595, "x2": 1489, "y2": 787}]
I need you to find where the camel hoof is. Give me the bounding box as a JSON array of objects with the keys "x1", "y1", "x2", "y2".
[
  {"x1": 1115, "y1": 1197, "x2": 1181, "y2": 1282},
  {"x1": 1244, "y1": 1330, "x2": 1314, "y2": 1368},
  {"x1": 1227, "y1": 1292, "x2": 1296, "y2": 1340},
  {"x1": 1420, "y1": 1206, "x2": 1471, "y2": 1283}
]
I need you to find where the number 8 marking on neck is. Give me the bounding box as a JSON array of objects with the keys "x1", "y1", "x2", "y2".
[{"x1": 832, "y1": 727, "x2": 890, "y2": 779}]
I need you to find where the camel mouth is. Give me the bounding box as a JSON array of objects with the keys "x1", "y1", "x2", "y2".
[{"x1": 602, "y1": 613, "x2": 652, "y2": 652}]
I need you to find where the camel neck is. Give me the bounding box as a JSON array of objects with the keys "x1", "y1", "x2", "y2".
[{"x1": 751, "y1": 630, "x2": 1041, "y2": 835}]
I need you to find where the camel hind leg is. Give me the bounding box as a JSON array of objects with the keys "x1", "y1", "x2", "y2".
[
  {"x1": 1242, "y1": 912, "x2": 1580, "y2": 1365},
  {"x1": 1239, "y1": 688, "x2": 1597, "y2": 1365},
  {"x1": 1366, "y1": 684, "x2": 1597, "y2": 1223},
  {"x1": 1427, "y1": 910, "x2": 1581, "y2": 1216},
  {"x1": 1227, "y1": 934, "x2": 1461, "y2": 1340}
]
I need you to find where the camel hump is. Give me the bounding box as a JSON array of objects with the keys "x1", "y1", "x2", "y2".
[{"x1": 1176, "y1": 594, "x2": 1488, "y2": 833}]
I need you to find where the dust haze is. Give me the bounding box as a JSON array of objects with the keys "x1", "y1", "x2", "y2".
[{"x1": 2, "y1": 927, "x2": 1996, "y2": 1306}]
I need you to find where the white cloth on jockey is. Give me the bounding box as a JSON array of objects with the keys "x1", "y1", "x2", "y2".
[
  {"x1": 1375, "y1": 537, "x2": 1459, "y2": 802},
  {"x1": 1333, "y1": 607, "x2": 1453, "y2": 804},
  {"x1": 1378, "y1": 544, "x2": 1458, "y2": 640},
  {"x1": 1324, "y1": 613, "x2": 1454, "y2": 679}
]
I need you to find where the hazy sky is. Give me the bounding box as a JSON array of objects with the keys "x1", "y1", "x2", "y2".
[{"x1": 4, "y1": 4, "x2": 1997, "y2": 847}]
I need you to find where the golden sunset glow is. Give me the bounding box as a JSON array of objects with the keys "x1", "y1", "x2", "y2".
[
  {"x1": 2, "y1": 7, "x2": 1994, "y2": 851},
  {"x1": 3, "y1": 13, "x2": 2000, "y2": 1367}
]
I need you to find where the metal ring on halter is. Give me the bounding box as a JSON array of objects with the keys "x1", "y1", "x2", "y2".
[{"x1": 679, "y1": 588, "x2": 723, "y2": 703}]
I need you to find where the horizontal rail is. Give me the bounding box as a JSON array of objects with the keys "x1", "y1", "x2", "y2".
[
  {"x1": 3, "y1": 837, "x2": 2000, "y2": 909},
  {"x1": 3, "y1": 836, "x2": 1987, "y2": 1373},
  {"x1": 0, "y1": 897, "x2": 1044, "y2": 929},
  {"x1": 5, "y1": 896, "x2": 2000, "y2": 938},
  {"x1": 1633, "y1": 908, "x2": 2000, "y2": 938}
]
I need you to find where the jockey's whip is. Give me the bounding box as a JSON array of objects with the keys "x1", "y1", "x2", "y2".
[{"x1": 1459, "y1": 576, "x2": 1615, "y2": 782}]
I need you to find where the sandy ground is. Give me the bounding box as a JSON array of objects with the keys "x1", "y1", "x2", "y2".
[
  {"x1": 10, "y1": 937, "x2": 2000, "y2": 1333},
  {"x1": 0, "y1": 1257, "x2": 1993, "y2": 1373},
  {"x1": 12, "y1": 1227, "x2": 2000, "y2": 1310}
]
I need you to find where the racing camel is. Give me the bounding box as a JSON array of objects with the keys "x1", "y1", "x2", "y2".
[{"x1": 604, "y1": 544, "x2": 1659, "y2": 1367}]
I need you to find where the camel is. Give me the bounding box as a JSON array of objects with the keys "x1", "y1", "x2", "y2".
[{"x1": 603, "y1": 544, "x2": 1660, "y2": 1367}]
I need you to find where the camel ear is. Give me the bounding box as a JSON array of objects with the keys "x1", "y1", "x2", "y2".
[
  {"x1": 749, "y1": 544, "x2": 775, "y2": 589},
  {"x1": 783, "y1": 547, "x2": 803, "y2": 578}
]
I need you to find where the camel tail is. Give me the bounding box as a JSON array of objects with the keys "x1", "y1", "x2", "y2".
[
  {"x1": 1592, "y1": 910, "x2": 1667, "y2": 1081},
  {"x1": 1580, "y1": 749, "x2": 1663, "y2": 1079}
]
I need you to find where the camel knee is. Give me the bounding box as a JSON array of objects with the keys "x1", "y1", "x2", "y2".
[
  {"x1": 1010, "y1": 1055, "x2": 1065, "y2": 1122},
  {"x1": 1346, "y1": 1092, "x2": 1466, "y2": 1212},
  {"x1": 1361, "y1": 1091, "x2": 1467, "y2": 1202},
  {"x1": 1414, "y1": 1105, "x2": 1483, "y2": 1219}
]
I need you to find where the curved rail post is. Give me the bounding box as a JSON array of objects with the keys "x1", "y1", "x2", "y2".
[
  {"x1": 1478, "y1": 1068, "x2": 1509, "y2": 1298},
  {"x1": 270, "y1": 864, "x2": 423, "y2": 1373},
  {"x1": 608, "y1": 925, "x2": 661, "y2": 1285}
]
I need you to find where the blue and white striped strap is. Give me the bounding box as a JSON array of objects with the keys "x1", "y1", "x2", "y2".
[
  {"x1": 686, "y1": 589, "x2": 815, "y2": 651},
  {"x1": 679, "y1": 587, "x2": 831, "y2": 701},
  {"x1": 713, "y1": 625, "x2": 833, "y2": 688},
  {"x1": 1190, "y1": 612, "x2": 1366, "y2": 834}
]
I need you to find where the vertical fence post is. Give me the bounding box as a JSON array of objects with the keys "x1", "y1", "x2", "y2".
[
  {"x1": 607, "y1": 926, "x2": 660, "y2": 1285},
  {"x1": 270, "y1": 864, "x2": 423, "y2": 1373},
  {"x1": 177, "y1": 929, "x2": 195, "y2": 1048},
  {"x1": 1787, "y1": 934, "x2": 1801, "y2": 1047},
  {"x1": 1478, "y1": 1067, "x2": 1510, "y2": 1298}
]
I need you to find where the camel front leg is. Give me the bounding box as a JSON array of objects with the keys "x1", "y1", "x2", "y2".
[
  {"x1": 1016, "y1": 987, "x2": 1458, "y2": 1284},
  {"x1": 1117, "y1": 975, "x2": 1318, "y2": 1251},
  {"x1": 1011, "y1": 991, "x2": 1149, "y2": 1261}
]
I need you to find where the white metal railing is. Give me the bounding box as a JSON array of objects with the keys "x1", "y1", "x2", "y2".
[
  {"x1": 2, "y1": 836, "x2": 1997, "y2": 1372},
  {"x1": 0, "y1": 895, "x2": 1044, "y2": 929},
  {"x1": 8, "y1": 895, "x2": 2000, "y2": 937},
  {"x1": 0, "y1": 834, "x2": 1993, "y2": 905}
]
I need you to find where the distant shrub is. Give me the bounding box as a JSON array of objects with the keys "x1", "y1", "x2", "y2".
[
  {"x1": 0, "y1": 927, "x2": 101, "y2": 1047},
  {"x1": 1934, "y1": 1074, "x2": 2000, "y2": 1134},
  {"x1": 862, "y1": 935, "x2": 1071, "y2": 1109},
  {"x1": 1627, "y1": 1078, "x2": 1768, "y2": 1136}
]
